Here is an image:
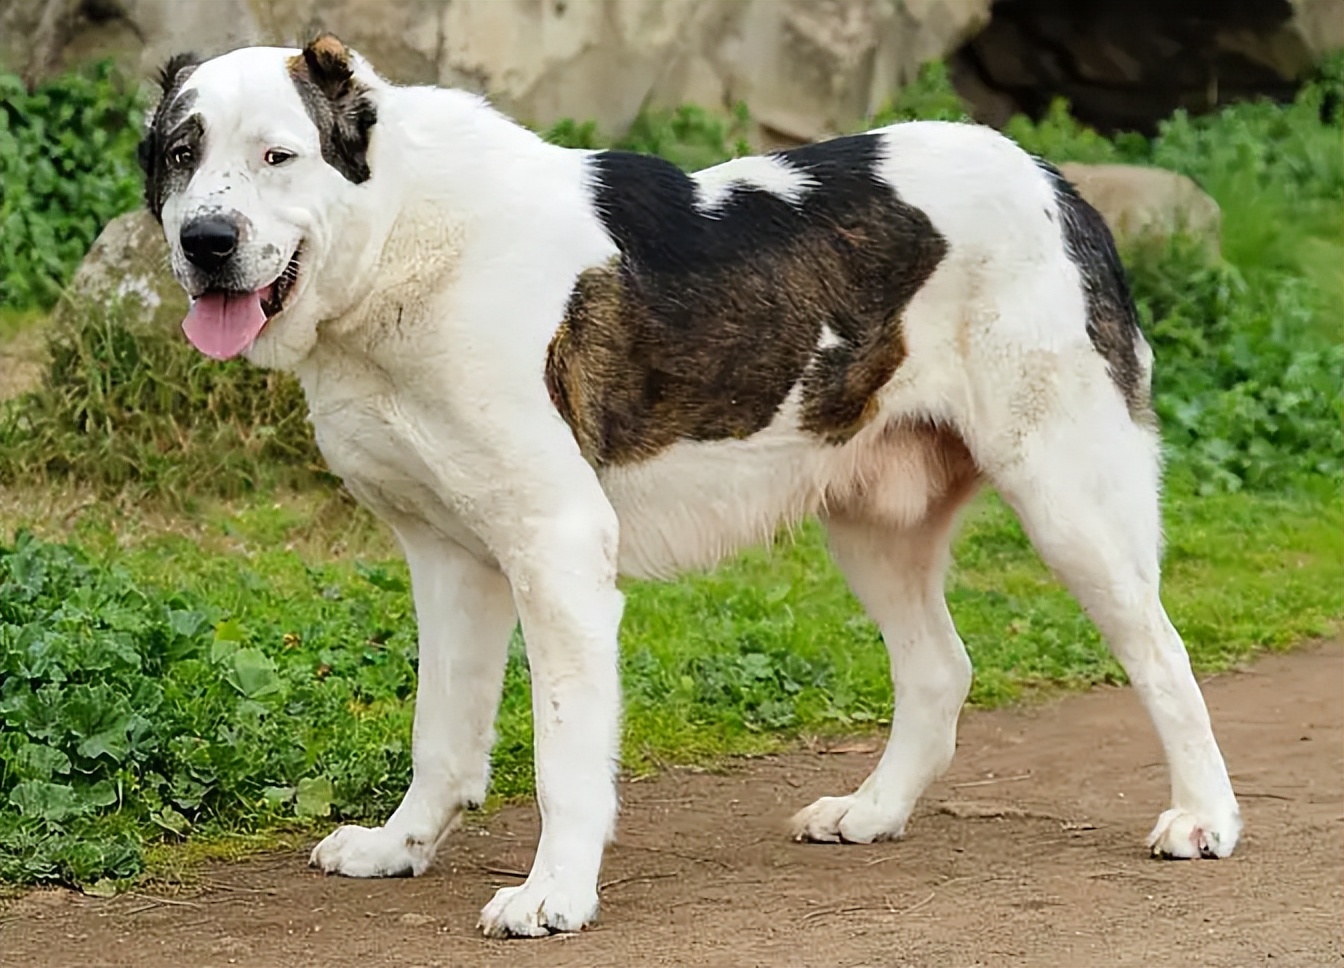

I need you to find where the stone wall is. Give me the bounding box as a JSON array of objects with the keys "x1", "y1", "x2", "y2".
[
  {"x1": 0, "y1": 0, "x2": 991, "y2": 144},
  {"x1": 0, "y1": 0, "x2": 1338, "y2": 143}
]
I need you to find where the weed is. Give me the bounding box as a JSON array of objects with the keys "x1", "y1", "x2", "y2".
[{"x1": 0, "y1": 297, "x2": 324, "y2": 502}]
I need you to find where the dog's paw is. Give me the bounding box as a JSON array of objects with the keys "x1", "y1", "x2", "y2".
[
  {"x1": 477, "y1": 879, "x2": 598, "y2": 938},
  {"x1": 790, "y1": 794, "x2": 905, "y2": 844},
  {"x1": 309, "y1": 824, "x2": 434, "y2": 878},
  {"x1": 1147, "y1": 806, "x2": 1242, "y2": 859}
]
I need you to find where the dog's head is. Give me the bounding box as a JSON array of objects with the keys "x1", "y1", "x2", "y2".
[{"x1": 139, "y1": 35, "x2": 380, "y2": 368}]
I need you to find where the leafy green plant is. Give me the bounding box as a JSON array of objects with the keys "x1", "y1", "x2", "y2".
[
  {"x1": 0, "y1": 63, "x2": 145, "y2": 311},
  {"x1": 546, "y1": 102, "x2": 751, "y2": 170},
  {"x1": 1133, "y1": 239, "x2": 1343, "y2": 492},
  {"x1": 615, "y1": 103, "x2": 752, "y2": 170},
  {"x1": 870, "y1": 61, "x2": 972, "y2": 126},
  {"x1": 0, "y1": 531, "x2": 422, "y2": 884}
]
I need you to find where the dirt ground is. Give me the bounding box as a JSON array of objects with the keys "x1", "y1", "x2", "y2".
[{"x1": 4, "y1": 641, "x2": 1340, "y2": 968}]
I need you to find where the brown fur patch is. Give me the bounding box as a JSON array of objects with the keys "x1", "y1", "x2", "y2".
[{"x1": 545, "y1": 161, "x2": 947, "y2": 467}]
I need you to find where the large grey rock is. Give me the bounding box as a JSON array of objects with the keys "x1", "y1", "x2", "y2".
[{"x1": 1059, "y1": 162, "x2": 1222, "y2": 258}]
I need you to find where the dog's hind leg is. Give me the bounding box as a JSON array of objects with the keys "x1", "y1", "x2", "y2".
[
  {"x1": 310, "y1": 524, "x2": 517, "y2": 877},
  {"x1": 964, "y1": 327, "x2": 1242, "y2": 857},
  {"x1": 792, "y1": 475, "x2": 977, "y2": 843}
]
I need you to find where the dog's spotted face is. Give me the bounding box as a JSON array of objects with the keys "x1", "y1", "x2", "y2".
[{"x1": 139, "y1": 35, "x2": 377, "y2": 368}]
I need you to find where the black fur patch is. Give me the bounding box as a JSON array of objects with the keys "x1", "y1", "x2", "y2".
[
  {"x1": 1035, "y1": 158, "x2": 1150, "y2": 418},
  {"x1": 287, "y1": 34, "x2": 378, "y2": 185},
  {"x1": 545, "y1": 134, "x2": 948, "y2": 466},
  {"x1": 138, "y1": 54, "x2": 203, "y2": 221}
]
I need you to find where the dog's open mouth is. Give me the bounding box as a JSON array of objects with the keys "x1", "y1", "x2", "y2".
[
  {"x1": 181, "y1": 246, "x2": 302, "y2": 361},
  {"x1": 260, "y1": 248, "x2": 302, "y2": 319}
]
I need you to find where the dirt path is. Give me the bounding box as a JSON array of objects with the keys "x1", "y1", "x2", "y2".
[{"x1": 4, "y1": 642, "x2": 1340, "y2": 968}]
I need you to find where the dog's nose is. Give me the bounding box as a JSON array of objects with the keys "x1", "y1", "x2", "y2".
[{"x1": 180, "y1": 217, "x2": 239, "y2": 273}]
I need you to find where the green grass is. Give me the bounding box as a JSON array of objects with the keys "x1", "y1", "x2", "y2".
[{"x1": 3, "y1": 484, "x2": 1339, "y2": 886}]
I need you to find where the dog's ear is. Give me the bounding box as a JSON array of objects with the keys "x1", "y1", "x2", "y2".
[
  {"x1": 156, "y1": 52, "x2": 201, "y2": 97},
  {"x1": 302, "y1": 33, "x2": 355, "y2": 101},
  {"x1": 291, "y1": 32, "x2": 377, "y2": 184}
]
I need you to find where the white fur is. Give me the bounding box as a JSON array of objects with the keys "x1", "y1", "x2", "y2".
[
  {"x1": 694, "y1": 153, "x2": 817, "y2": 212},
  {"x1": 155, "y1": 47, "x2": 1243, "y2": 939}
]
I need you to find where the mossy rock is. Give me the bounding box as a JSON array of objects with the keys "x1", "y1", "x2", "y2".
[{"x1": 55, "y1": 209, "x2": 188, "y2": 334}]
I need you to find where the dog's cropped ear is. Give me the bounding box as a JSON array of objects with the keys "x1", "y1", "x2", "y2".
[
  {"x1": 302, "y1": 33, "x2": 355, "y2": 101},
  {"x1": 291, "y1": 32, "x2": 377, "y2": 185}
]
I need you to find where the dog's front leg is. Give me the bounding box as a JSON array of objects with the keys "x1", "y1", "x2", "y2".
[
  {"x1": 477, "y1": 491, "x2": 624, "y2": 938},
  {"x1": 310, "y1": 524, "x2": 517, "y2": 877}
]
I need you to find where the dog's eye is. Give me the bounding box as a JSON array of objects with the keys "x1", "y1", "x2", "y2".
[
  {"x1": 264, "y1": 148, "x2": 296, "y2": 167},
  {"x1": 167, "y1": 144, "x2": 194, "y2": 169}
]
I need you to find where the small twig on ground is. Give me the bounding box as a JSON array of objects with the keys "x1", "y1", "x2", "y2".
[
  {"x1": 951, "y1": 771, "x2": 1033, "y2": 789},
  {"x1": 616, "y1": 843, "x2": 733, "y2": 870},
  {"x1": 199, "y1": 880, "x2": 279, "y2": 895},
  {"x1": 481, "y1": 866, "x2": 528, "y2": 879},
  {"x1": 899, "y1": 891, "x2": 937, "y2": 917},
  {"x1": 817, "y1": 741, "x2": 878, "y2": 755},
  {"x1": 599, "y1": 872, "x2": 678, "y2": 892},
  {"x1": 126, "y1": 893, "x2": 201, "y2": 908},
  {"x1": 120, "y1": 903, "x2": 163, "y2": 917},
  {"x1": 801, "y1": 903, "x2": 876, "y2": 922},
  {"x1": 1237, "y1": 792, "x2": 1294, "y2": 800},
  {"x1": 636, "y1": 796, "x2": 695, "y2": 805},
  {"x1": 802, "y1": 891, "x2": 936, "y2": 923},
  {"x1": 936, "y1": 800, "x2": 1029, "y2": 819}
]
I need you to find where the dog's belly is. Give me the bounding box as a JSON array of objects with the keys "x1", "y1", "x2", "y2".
[
  {"x1": 601, "y1": 389, "x2": 977, "y2": 581},
  {"x1": 600, "y1": 434, "x2": 829, "y2": 581}
]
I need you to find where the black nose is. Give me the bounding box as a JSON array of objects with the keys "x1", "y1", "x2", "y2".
[{"x1": 180, "y1": 216, "x2": 239, "y2": 272}]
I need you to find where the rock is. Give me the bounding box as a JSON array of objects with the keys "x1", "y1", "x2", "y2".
[
  {"x1": 953, "y1": 0, "x2": 1344, "y2": 134},
  {"x1": 1058, "y1": 163, "x2": 1221, "y2": 258},
  {"x1": 59, "y1": 208, "x2": 184, "y2": 330},
  {"x1": 2, "y1": 0, "x2": 990, "y2": 145},
  {"x1": 690, "y1": 0, "x2": 991, "y2": 146}
]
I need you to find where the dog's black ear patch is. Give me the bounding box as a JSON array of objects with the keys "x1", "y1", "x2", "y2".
[
  {"x1": 289, "y1": 34, "x2": 377, "y2": 184},
  {"x1": 139, "y1": 52, "x2": 203, "y2": 221}
]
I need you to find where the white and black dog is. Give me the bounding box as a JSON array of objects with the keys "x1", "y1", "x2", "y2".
[{"x1": 138, "y1": 35, "x2": 1241, "y2": 938}]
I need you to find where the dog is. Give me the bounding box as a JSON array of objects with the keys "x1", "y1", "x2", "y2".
[{"x1": 138, "y1": 34, "x2": 1242, "y2": 938}]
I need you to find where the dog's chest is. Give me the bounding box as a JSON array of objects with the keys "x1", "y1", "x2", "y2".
[{"x1": 299, "y1": 355, "x2": 482, "y2": 548}]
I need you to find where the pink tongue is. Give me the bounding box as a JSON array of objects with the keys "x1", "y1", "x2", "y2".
[{"x1": 182, "y1": 290, "x2": 268, "y2": 360}]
